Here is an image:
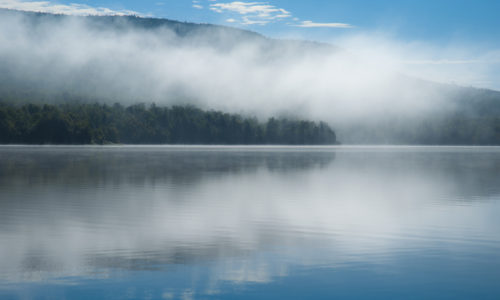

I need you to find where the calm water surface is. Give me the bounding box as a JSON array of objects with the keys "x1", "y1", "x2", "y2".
[{"x1": 0, "y1": 146, "x2": 499, "y2": 299}]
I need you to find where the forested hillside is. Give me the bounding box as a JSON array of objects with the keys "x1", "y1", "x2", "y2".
[
  {"x1": 0, "y1": 9, "x2": 499, "y2": 145},
  {"x1": 0, "y1": 102, "x2": 337, "y2": 145}
]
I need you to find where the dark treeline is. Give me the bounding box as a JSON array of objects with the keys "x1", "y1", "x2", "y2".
[{"x1": 0, "y1": 102, "x2": 337, "y2": 145}]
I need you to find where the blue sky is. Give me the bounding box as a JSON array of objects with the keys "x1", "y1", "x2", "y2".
[{"x1": 1, "y1": 0, "x2": 500, "y2": 89}]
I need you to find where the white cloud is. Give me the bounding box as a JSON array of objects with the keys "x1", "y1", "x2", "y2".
[
  {"x1": 402, "y1": 59, "x2": 486, "y2": 65},
  {"x1": 210, "y1": 1, "x2": 290, "y2": 25},
  {"x1": 192, "y1": 0, "x2": 203, "y2": 9},
  {"x1": 295, "y1": 20, "x2": 353, "y2": 28},
  {"x1": 208, "y1": 2, "x2": 354, "y2": 28},
  {"x1": 240, "y1": 15, "x2": 269, "y2": 25},
  {"x1": 210, "y1": 1, "x2": 290, "y2": 17},
  {"x1": 0, "y1": 0, "x2": 139, "y2": 16}
]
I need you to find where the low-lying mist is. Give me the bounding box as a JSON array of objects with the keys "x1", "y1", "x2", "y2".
[{"x1": 0, "y1": 9, "x2": 498, "y2": 144}]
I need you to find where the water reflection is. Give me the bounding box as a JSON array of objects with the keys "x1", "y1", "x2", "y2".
[
  {"x1": 0, "y1": 146, "x2": 334, "y2": 187},
  {"x1": 0, "y1": 146, "x2": 499, "y2": 299}
]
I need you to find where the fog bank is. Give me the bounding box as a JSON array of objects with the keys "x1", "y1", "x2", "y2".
[{"x1": 0, "y1": 10, "x2": 497, "y2": 129}]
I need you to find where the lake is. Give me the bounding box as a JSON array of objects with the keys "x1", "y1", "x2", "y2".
[{"x1": 0, "y1": 146, "x2": 499, "y2": 299}]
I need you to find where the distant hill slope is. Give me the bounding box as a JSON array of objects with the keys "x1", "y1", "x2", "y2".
[{"x1": 0, "y1": 8, "x2": 335, "y2": 53}]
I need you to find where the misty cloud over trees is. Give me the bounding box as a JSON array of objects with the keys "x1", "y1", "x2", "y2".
[{"x1": 0, "y1": 9, "x2": 499, "y2": 144}]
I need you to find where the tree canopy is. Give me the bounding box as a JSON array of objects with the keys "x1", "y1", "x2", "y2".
[{"x1": 0, "y1": 102, "x2": 338, "y2": 145}]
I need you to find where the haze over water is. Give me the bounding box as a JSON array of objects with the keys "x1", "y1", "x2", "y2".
[{"x1": 0, "y1": 146, "x2": 500, "y2": 299}]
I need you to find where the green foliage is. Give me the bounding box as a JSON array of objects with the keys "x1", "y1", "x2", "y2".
[{"x1": 0, "y1": 102, "x2": 337, "y2": 145}]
